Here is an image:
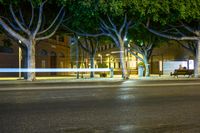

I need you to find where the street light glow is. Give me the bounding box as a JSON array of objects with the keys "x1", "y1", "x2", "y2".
[{"x1": 123, "y1": 37, "x2": 128, "y2": 41}]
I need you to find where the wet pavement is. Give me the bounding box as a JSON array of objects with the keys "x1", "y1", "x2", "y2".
[{"x1": 0, "y1": 80, "x2": 200, "y2": 133}]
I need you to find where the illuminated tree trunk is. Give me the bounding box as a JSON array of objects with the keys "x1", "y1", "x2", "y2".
[
  {"x1": 119, "y1": 39, "x2": 128, "y2": 79},
  {"x1": 144, "y1": 58, "x2": 150, "y2": 77},
  {"x1": 0, "y1": 1, "x2": 65, "y2": 81},
  {"x1": 90, "y1": 55, "x2": 95, "y2": 78},
  {"x1": 194, "y1": 40, "x2": 200, "y2": 78},
  {"x1": 76, "y1": 43, "x2": 80, "y2": 79},
  {"x1": 27, "y1": 39, "x2": 36, "y2": 81}
]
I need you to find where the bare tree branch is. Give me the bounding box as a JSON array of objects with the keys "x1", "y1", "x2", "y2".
[
  {"x1": 36, "y1": 10, "x2": 65, "y2": 41},
  {"x1": 9, "y1": 4, "x2": 31, "y2": 35},
  {"x1": 123, "y1": 22, "x2": 131, "y2": 41},
  {"x1": 78, "y1": 38, "x2": 90, "y2": 53},
  {"x1": 0, "y1": 16, "x2": 20, "y2": 31},
  {"x1": 107, "y1": 15, "x2": 117, "y2": 31},
  {"x1": 119, "y1": 14, "x2": 127, "y2": 36},
  {"x1": 62, "y1": 24, "x2": 105, "y2": 37},
  {"x1": 99, "y1": 18, "x2": 117, "y2": 34},
  {"x1": 145, "y1": 18, "x2": 200, "y2": 41},
  {"x1": 181, "y1": 22, "x2": 200, "y2": 36},
  {"x1": 0, "y1": 18, "x2": 28, "y2": 46},
  {"x1": 99, "y1": 23, "x2": 111, "y2": 35},
  {"x1": 147, "y1": 27, "x2": 199, "y2": 41},
  {"x1": 33, "y1": 0, "x2": 47, "y2": 37},
  {"x1": 127, "y1": 48, "x2": 144, "y2": 62},
  {"x1": 29, "y1": 0, "x2": 34, "y2": 28},
  {"x1": 37, "y1": 6, "x2": 64, "y2": 35},
  {"x1": 19, "y1": 9, "x2": 27, "y2": 27}
]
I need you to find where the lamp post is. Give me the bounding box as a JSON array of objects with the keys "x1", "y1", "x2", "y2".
[
  {"x1": 106, "y1": 54, "x2": 111, "y2": 68},
  {"x1": 98, "y1": 54, "x2": 102, "y2": 64},
  {"x1": 18, "y1": 40, "x2": 22, "y2": 79}
]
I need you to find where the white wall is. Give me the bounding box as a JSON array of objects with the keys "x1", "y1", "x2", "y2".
[{"x1": 163, "y1": 61, "x2": 188, "y2": 75}]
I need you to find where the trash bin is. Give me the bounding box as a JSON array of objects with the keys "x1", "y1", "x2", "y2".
[{"x1": 138, "y1": 65, "x2": 144, "y2": 77}]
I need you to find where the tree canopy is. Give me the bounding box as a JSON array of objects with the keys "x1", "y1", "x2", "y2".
[{"x1": 132, "y1": 0, "x2": 200, "y2": 24}]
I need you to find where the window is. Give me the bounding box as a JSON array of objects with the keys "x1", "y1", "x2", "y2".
[
  {"x1": 41, "y1": 60, "x2": 46, "y2": 68},
  {"x1": 118, "y1": 62, "x2": 121, "y2": 68}
]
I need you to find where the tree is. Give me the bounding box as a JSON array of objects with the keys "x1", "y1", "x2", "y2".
[
  {"x1": 0, "y1": 0, "x2": 65, "y2": 81},
  {"x1": 146, "y1": 20, "x2": 200, "y2": 77},
  {"x1": 64, "y1": 0, "x2": 138, "y2": 79},
  {"x1": 133, "y1": 0, "x2": 200, "y2": 77},
  {"x1": 77, "y1": 37, "x2": 99, "y2": 78},
  {"x1": 126, "y1": 27, "x2": 161, "y2": 77}
]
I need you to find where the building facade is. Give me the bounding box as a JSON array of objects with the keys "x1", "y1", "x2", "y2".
[
  {"x1": 0, "y1": 34, "x2": 70, "y2": 77},
  {"x1": 0, "y1": 33, "x2": 195, "y2": 77},
  {"x1": 86, "y1": 41, "x2": 195, "y2": 76},
  {"x1": 95, "y1": 43, "x2": 139, "y2": 75}
]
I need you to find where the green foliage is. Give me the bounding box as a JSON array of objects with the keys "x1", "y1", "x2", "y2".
[
  {"x1": 64, "y1": 0, "x2": 99, "y2": 33},
  {"x1": 132, "y1": 0, "x2": 200, "y2": 24},
  {"x1": 63, "y1": 0, "x2": 138, "y2": 33},
  {"x1": 137, "y1": 61, "x2": 145, "y2": 67},
  {"x1": 128, "y1": 25, "x2": 163, "y2": 47},
  {"x1": 170, "y1": 0, "x2": 200, "y2": 20},
  {"x1": 98, "y1": 0, "x2": 125, "y2": 16}
]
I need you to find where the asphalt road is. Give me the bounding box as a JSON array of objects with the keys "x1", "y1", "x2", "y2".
[{"x1": 0, "y1": 80, "x2": 200, "y2": 133}]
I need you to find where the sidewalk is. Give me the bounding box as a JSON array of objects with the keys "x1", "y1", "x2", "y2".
[
  {"x1": 0, "y1": 74, "x2": 199, "y2": 84},
  {"x1": 0, "y1": 74, "x2": 199, "y2": 92}
]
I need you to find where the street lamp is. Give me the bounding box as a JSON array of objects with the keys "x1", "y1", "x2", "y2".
[
  {"x1": 106, "y1": 54, "x2": 111, "y2": 68},
  {"x1": 18, "y1": 40, "x2": 22, "y2": 79},
  {"x1": 124, "y1": 37, "x2": 128, "y2": 42},
  {"x1": 98, "y1": 54, "x2": 102, "y2": 64}
]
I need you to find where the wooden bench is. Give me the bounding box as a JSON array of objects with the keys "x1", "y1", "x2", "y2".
[{"x1": 170, "y1": 69, "x2": 194, "y2": 78}]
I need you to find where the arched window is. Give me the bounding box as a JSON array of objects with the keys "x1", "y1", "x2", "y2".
[{"x1": 39, "y1": 49, "x2": 48, "y2": 56}]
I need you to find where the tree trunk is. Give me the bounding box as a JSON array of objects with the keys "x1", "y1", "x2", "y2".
[
  {"x1": 119, "y1": 40, "x2": 128, "y2": 79},
  {"x1": 27, "y1": 40, "x2": 36, "y2": 81},
  {"x1": 90, "y1": 55, "x2": 95, "y2": 78},
  {"x1": 144, "y1": 57, "x2": 150, "y2": 77},
  {"x1": 194, "y1": 40, "x2": 200, "y2": 78},
  {"x1": 76, "y1": 44, "x2": 80, "y2": 79}
]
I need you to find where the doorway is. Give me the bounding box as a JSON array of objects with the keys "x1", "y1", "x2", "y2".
[{"x1": 50, "y1": 51, "x2": 57, "y2": 75}]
